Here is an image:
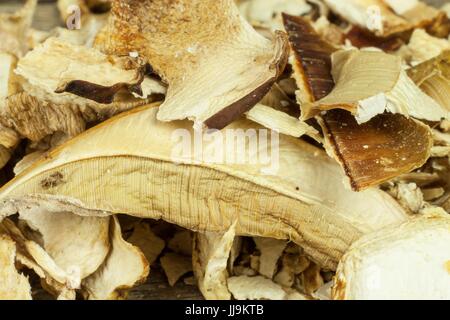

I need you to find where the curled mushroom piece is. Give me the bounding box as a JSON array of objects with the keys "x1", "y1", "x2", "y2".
[
  {"x1": 283, "y1": 15, "x2": 434, "y2": 191},
  {"x1": 98, "y1": 0, "x2": 289, "y2": 129},
  {"x1": 0, "y1": 105, "x2": 407, "y2": 270},
  {"x1": 0, "y1": 234, "x2": 32, "y2": 300},
  {"x1": 192, "y1": 222, "x2": 237, "y2": 300},
  {"x1": 408, "y1": 50, "x2": 450, "y2": 112},
  {"x1": 333, "y1": 213, "x2": 450, "y2": 300}
]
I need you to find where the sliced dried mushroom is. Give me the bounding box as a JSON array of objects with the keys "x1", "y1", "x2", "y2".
[
  {"x1": 167, "y1": 230, "x2": 193, "y2": 257},
  {"x1": 192, "y1": 223, "x2": 237, "y2": 300},
  {"x1": 303, "y1": 50, "x2": 447, "y2": 123},
  {"x1": 17, "y1": 208, "x2": 110, "y2": 280},
  {"x1": 253, "y1": 237, "x2": 287, "y2": 279},
  {"x1": 399, "y1": 29, "x2": 450, "y2": 66},
  {"x1": 127, "y1": 222, "x2": 165, "y2": 266},
  {"x1": 384, "y1": 0, "x2": 450, "y2": 37},
  {"x1": 228, "y1": 275, "x2": 300, "y2": 300},
  {"x1": 320, "y1": 111, "x2": 433, "y2": 191},
  {"x1": 238, "y1": 0, "x2": 312, "y2": 31},
  {"x1": 300, "y1": 262, "x2": 324, "y2": 295},
  {"x1": 82, "y1": 217, "x2": 149, "y2": 300},
  {"x1": 284, "y1": 15, "x2": 434, "y2": 191},
  {"x1": 323, "y1": 0, "x2": 411, "y2": 37},
  {"x1": 0, "y1": 106, "x2": 408, "y2": 270},
  {"x1": 0, "y1": 234, "x2": 32, "y2": 300},
  {"x1": 160, "y1": 252, "x2": 193, "y2": 287},
  {"x1": 98, "y1": 0, "x2": 289, "y2": 129},
  {"x1": 246, "y1": 104, "x2": 320, "y2": 141},
  {"x1": 333, "y1": 213, "x2": 450, "y2": 300},
  {"x1": 16, "y1": 38, "x2": 166, "y2": 104},
  {"x1": 0, "y1": 0, "x2": 36, "y2": 56},
  {"x1": 0, "y1": 218, "x2": 63, "y2": 296},
  {"x1": 2, "y1": 92, "x2": 86, "y2": 143}
]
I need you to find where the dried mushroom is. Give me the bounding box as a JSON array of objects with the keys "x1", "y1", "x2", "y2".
[
  {"x1": 0, "y1": 106, "x2": 407, "y2": 270},
  {"x1": 0, "y1": 0, "x2": 36, "y2": 56},
  {"x1": 192, "y1": 223, "x2": 237, "y2": 300},
  {"x1": 0, "y1": 234, "x2": 31, "y2": 300},
  {"x1": 127, "y1": 222, "x2": 165, "y2": 266},
  {"x1": 160, "y1": 253, "x2": 193, "y2": 287},
  {"x1": 17, "y1": 208, "x2": 110, "y2": 280},
  {"x1": 284, "y1": 15, "x2": 434, "y2": 190},
  {"x1": 323, "y1": 0, "x2": 411, "y2": 37},
  {"x1": 16, "y1": 38, "x2": 165, "y2": 105},
  {"x1": 97, "y1": 0, "x2": 289, "y2": 129},
  {"x1": 0, "y1": 0, "x2": 450, "y2": 301},
  {"x1": 303, "y1": 50, "x2": 447, "y2": 123},
  {"x1": 82, "y1": 217, "x2": 149, "y2": 300},
  {"x1": 333, "y1": 213, "x2": 450, "y2": 299}
]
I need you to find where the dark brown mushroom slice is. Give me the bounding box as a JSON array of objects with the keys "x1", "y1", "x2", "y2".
[
  {"x1": 320, "y1": 111, "x2": 432, "y2": 191},
  {"x1": 283, "y1": 14, "x2": 433, "y2": 191}
]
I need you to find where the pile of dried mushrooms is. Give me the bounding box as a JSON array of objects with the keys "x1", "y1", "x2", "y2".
[{"x1": 0, "y1": 0, "x2": 449, "y2": 300}]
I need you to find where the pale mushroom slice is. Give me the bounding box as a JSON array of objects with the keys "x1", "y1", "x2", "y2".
[
  {"x1": 127, "y1": 222, "x2": 165, "y2": 266},
  {"x1": 98, "y1": 0, "x2": 289, "y2": 129},
  {"x1": 82, "y1": 217, "x2": 149, "y2": 300},
  {"x1": 303, "y1": 50, "x2": 448, "y2": 123},
  {"x1": 238, "y1": 0, "x2": 312, "y2": 31},
  {"x1": 16, "y1": 37, "x2": 166, "y2": 105},
  {"x1": 333, "y1": 213, "x2": 450, "y2": 300},
  {"x1": 168, "y1": 231, "x2": 192, "y2": 257},
  {"x1": 17, "y1": 208, "x2": 110, "y2": 280},
  {"x1": 323, "y1": 0, "x2": 411, "y2": 37},
  {"x1": 0, "y1": 105, "x2": 408, "y2": 270},
  {"x1": 253, "y1": 237, "x2": 287, "y2": 279},
  {"x1": 1, "y1": 218, "x2": 78, "y2": 298},
  {"x1": 407, "y1": 50, "x2": 450, "y2": 112},
  {"x1": 245, "y1": 104, "x2": 321, "y2": 141},
  {"x1": 384, "y1": 0, "x2": 450, "y2": 37},
  {"x1": 228, "y1": 275, "x2": 307, "y2": 300},
  {"x1": 192, "y1": 222, "x2": 237, "y2": 300},
  {"x1": 0, "y1": 0, "x2": 37, "y2": 56},
  {"x1": 283, "y1": 15, "x2": 434, "y2": 191},
  {"x1": 160, "y1": 253, "x2": 193, "y2": 287},
  {"x1": 0, "y1": 234, "x2": 32, "y2": 300}
]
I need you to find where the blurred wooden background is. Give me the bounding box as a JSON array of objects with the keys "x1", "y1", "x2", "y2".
[{"x1": 0, "y1": 0, "x2": 447, "y2": 301}]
